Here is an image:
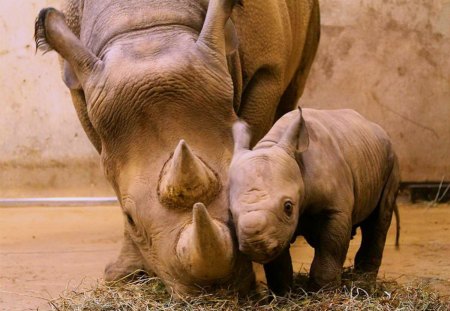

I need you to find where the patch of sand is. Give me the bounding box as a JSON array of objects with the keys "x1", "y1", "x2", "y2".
[{"x1": 0, "y1": 203, "x2": 449, "y2": 310}]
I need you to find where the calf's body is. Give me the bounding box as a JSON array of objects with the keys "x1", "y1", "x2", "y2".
[{"x1": 229, "y1": 108, "x2": 399, "y2": 295}]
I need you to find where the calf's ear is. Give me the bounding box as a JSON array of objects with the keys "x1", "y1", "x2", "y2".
[
  {"x1": 296, "y1": 107, "x2": 310, "y2": 153},
  {"x1": 278, "y1": 107, "x2": 310, "y2": 156},
  {"x1": 232, "y1": 120, "x2": 251, "y2": 155}
]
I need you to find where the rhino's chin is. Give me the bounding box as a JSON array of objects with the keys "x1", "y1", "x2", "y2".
[
  {"x1": 239, "y1": 239, "x2": 285, "y2": 264},
  {"x1": 176, "y1": 203, "x2": 235, "y2": 281}
]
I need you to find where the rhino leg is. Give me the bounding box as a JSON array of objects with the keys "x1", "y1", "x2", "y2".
[
  {"x1": 238, "y1": 71, "x2": 284, "y2": 145},
  {"x1": 308, "y1": 211, "x2": 352, "y2": 291},
  {"x1": 263, "y1": 246, "x2": 293, "y2": 296},
  {"x1": 104, "y1": 232, "x2": 148, "y2": 282},
  {"x1": 354, "y1": 163, "x2": 400, "y2": 282},
  {"x1": 275, "y1": 0, "x2": 320, "y2": 120}
]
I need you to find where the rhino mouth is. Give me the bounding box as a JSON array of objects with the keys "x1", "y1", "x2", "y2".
[{"x1": 239, "y1": 238, "x2": 285, "y2": 264}]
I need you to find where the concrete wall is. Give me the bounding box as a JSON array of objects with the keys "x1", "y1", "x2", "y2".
[
  {"x1": 300, "y1": 0, "x2": 450, "y2": 182},
  {"x1": 0, "y1": 0, "x2": 110, "y2": 197},
  {"x1": 0, "y1": 0, "x2": 449, "y2": 197}
]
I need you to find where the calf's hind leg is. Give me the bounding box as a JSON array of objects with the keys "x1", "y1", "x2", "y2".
[
  {"x1": 354, "y1": 163, "x2": 399, "y2": 281},
  {"x1": 353, "y1": 207, "x2": 394, "y2": 283}
]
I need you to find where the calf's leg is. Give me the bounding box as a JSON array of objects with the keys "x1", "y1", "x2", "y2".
[
  {"x1": 354, "y1": 162, "x2": 399, "y2": 281},
  {"x1": 263, "y1": 246, "x2": 293, "y2": 296},
  {"x1": 308, "y1": 211, "x2": 352, "y2": 291}
]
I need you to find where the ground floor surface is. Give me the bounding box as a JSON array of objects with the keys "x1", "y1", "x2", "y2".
[{"x1": 1, "y1": 203, "x2": 449, "y2": 310}]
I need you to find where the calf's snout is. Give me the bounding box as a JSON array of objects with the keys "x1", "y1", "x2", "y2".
[{"x1": 238, "y1": 212, "x2": 268, "y2": 236}]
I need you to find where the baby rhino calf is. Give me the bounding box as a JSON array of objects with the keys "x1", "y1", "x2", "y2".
[{"x1": 229, "y1": 108, "x2": 399, "y2": 295}]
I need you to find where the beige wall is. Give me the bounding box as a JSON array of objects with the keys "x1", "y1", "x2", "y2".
[
  {"x1": 0, "y1": 0, "x2": 449, "y2": 197},
  {"x1": 301, "y1": 0, "x2": 450, "y2": 182},
  {"x1": 0, "y1": 0, "x2": 110, "y2": 197}
]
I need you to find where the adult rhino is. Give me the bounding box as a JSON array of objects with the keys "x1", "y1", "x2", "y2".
[{"x1": 34, "y1": 0, "x2": 320, "y2": 295}]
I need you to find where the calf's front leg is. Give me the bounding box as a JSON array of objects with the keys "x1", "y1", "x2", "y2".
[
  {"x1": 308, "y1": 211, "x2": 352, "y2": 291},
  {"x1": 263, "y1": 246, "x2": 293, "y2": 296}
]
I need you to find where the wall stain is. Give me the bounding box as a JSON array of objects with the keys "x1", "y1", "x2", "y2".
[{"x1": 370, "y1": 92, "x2": 439, "y2": 139}]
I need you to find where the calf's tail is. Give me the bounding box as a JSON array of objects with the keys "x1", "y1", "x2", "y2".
[
  {"x1": 386, "y1": 154, "x2": 401, "y2": 249},
  {"x1": 394, "y1": 201, "x2": 400, "y2": 249}
]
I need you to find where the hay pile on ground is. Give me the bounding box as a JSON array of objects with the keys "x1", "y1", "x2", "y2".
[{"x1": 48, "y1": 271, "x2": 449, "y2": 310}]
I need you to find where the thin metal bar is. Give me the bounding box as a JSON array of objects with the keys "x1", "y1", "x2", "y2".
[{"x1": 0, "y1": 197, "x2": 118, "y2": 207}]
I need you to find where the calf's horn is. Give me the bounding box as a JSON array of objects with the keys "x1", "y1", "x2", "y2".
[
  {"x1": 158, "y1": 140, "x2": 220, "y2": 209},
  {"x1": 176, "y1": 203, "x2": 234, "y2": 280}
]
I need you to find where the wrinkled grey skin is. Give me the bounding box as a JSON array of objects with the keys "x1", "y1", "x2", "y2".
[
  {"x1": 230, "y1": 108, "x2": 400, "y2": 295},
  {"x1": 34, "y1": 0, "x2": 320, "y2": 295}
]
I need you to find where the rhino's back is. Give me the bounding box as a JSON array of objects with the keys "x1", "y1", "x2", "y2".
[
  {"x1": 64, "y1": 0, "x2": 207, "y2": 55},
  {"x1": 308, "y1": 109, "x2": 395, "y2": 220},
  {"x1": 232, "y1": 0, "x2": 319, "y2": 85},
  {"x1": 63, "y1": 0, "x2": 318, "y2": 82},
  {"x1": 259, "y1": 108, "x2": 395, "y2": 223}
]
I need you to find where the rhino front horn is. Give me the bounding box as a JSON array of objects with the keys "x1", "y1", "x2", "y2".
[
  {"x1": 176, "y1": 203, "x2": 234, "y2": 280},
  {"x1": 158, "y1": 140, "x2": 221, "y2": 209}
]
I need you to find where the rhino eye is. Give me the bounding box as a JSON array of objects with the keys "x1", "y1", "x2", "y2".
[
  {"x1": 125, "y1": 212, "x2": 135, "y2": 227},
  {"x1": 284, "y1": 200, "x2": 294, "y2": 217}
]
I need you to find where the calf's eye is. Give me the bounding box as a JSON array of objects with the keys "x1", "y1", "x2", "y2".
[{"x1": 284, "y1": 200, "x2": 294, "y2": 216}]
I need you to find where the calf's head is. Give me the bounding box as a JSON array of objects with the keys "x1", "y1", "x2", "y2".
[{"x1": 229, "y1": 109, "x2": 309, "y2": 263}]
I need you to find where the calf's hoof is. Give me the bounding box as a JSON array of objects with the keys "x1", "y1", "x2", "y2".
[
  {"x1": 307, "y1": 277, "x2": 341, "y2": 292},
  {"x1": 349, "y1": 271, "x2": 377, "y2": 293}
]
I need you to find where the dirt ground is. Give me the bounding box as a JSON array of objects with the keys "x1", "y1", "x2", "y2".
[{"x1": 0, "y1": 203, "x2": 449, "y2": 311}]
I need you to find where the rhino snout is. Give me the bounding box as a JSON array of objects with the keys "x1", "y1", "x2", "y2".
[
  {"x1": 237, "y1": 212, "x2": 282, "y2": 262},
  {"x1": 238, "y1": 212, "x2": 268, "y2": 236}
]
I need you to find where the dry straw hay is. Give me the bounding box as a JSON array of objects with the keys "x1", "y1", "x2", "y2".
[{"x1": 48, "y1": 270, "x2": 449, "y2": 311}]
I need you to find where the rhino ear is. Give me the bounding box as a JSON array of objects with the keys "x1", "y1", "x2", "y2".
[
  {"x1": 63, "y1": 61, "x2": 81, "y2": 90},
  {"x1": 232, "y1": 120, "x2": 251, "y2": 155},
  {"x1": 225, "y1": 19, "x2": 239, "y2": 56},
  {"x1": 197, "y1": 0, "x2": 239, "y2": 61},
  {"x1": 35, "y1": 8, "x2": 102, "y2": 87},
  {"x1": 277, "y1": 107, "x2": 309, "y2": 156}
]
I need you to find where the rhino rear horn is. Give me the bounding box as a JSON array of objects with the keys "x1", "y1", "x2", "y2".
[
  {"x1": 35, "y1": 8, "x2": 102, "y2": 87},
  {"x1": 176, "y1": 203, "x2": 234, "y2": 280},
  {"x1": 158, "y1": 140, "x2": 220, "y2": 209}
]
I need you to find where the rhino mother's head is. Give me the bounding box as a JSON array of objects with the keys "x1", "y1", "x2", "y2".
[{"x1": 35, "y1": 0, "x2": 254, "y2": 295}]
